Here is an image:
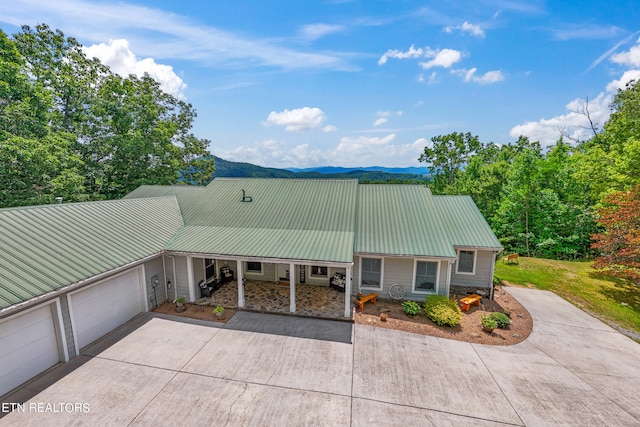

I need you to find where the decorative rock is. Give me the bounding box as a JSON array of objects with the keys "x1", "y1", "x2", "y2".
[
  {"x1": 470, "y1": 333, "x2": 480, "y2": 338},
  {"x1": 175, "y1": 305, "x2": 187, "y2": 313},
  {"x1": 621, "y1": 302, "x2": 629, "y2": 306},
  {"x1": 475, "y1": 290, "x2": 488, "y2": 296},
  {"x1": 512, "y1": 333, "x2": 520, "y2": 338},
  {"x1": 380, "y1": 312, "x2": 388, "y2": 322}
]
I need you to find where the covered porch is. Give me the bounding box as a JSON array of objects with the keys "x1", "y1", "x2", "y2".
[{"x1": 205, "y1": 280, "x2": 347, "y2": 320}]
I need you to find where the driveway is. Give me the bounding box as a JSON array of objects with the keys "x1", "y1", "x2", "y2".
[{"x1": 1, "y1": 288, "x2": 639, "y2": 426}]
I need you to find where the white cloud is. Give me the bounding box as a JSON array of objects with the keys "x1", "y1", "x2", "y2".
[
  {"x1": 610, "y1": 37, "x2": 640, "y2": 67},
  {"x1": 322, "y1": 125, "x2": 338, "y2": 132},
  {"x1": 510, "y1": 93, "x2": 611, "y2": 144},
  {"x1": 378, "y1": 44, "x2": 423, "y2": 65},
  {"x1": 606, "y1": 69, "x2": 640, "y2": 92},
  {"x1": 452, "y1": 67, "x2": 505, "y2": 84},
  {"x1": 301, "y1": 23, "x2": 345, "y2": 41},
  {"x1": 444, "y1": 21, "x2": 485, "y2": 38},
  {"x1": 420, "y1": 48, "x2": 462, "y2": 69},
  {"x1": 84, "y1": 39, "x2": 186, "y2": 98},
  {"x1": 0, "y1": 0, "x2": 354, "y2": 71},
  {"x1": 263, "y1": 107, "x2": 327, "y2": 132},
  {"x1": 373, "y1": 117, "x2": 388, "y2": 127},
  {"x1": 218, "y1": 133, "x2": 429, "y2": 168},
  {"x1": 511, "y1": 38, "x2": 640, "y2": 145}
]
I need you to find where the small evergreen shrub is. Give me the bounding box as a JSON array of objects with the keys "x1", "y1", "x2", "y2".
[
  {"x1": 402, "y1": 300, "x2": 421, "y2": 316},
  {"x1": 423, "y1": 295, "x2": 462, "y2": 327},
  {"x1": 490, "y1": 312, "x2": 511, "y2": 329}
]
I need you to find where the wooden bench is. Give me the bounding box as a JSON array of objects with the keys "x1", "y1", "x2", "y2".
[
  {"x1": 356, "y1": 293, "x2": 378, "y2": 311},
  {"x1": 504, "y1": 253, "x2": 519, "y2": 264},
  {"x1": 459, "y1": 294, "x2": 482, "y2": 312}
]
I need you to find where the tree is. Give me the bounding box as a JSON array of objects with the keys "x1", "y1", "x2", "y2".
[
  {"x1": 592, "y1": 184, "x2": 640, "y2": 282},
  {"x1": 418, "y1": 132, "x2": 481, "y2": 193}
]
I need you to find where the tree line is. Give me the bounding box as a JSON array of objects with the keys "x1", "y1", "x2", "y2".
[
  {"x1": 0, "y1": 24, "x2": 215, "y2": 207},
  {"x1": 419, "y1": 80, "x2": 640, "y2": 280}
]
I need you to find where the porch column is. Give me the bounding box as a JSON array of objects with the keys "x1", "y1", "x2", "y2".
[
  {"x1": 289, "y1": 262, "x2": 296, "y2": 313},
  {"x1": 187, "y1": 255, "x2": 196, "y2": 302},
  {"x1": 344, "y1": 265, "x2": 352, "y2": 318},
  {"x1": 237, "y1": 260, "x2": 245, "y2": 308}
]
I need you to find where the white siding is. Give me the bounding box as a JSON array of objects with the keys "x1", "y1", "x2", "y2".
[{"x1": 450, "y1": 249, "x2": 494, "y2": 288}]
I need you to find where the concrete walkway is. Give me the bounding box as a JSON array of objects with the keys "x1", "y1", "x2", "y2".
[{"x1": 1, "y1": 288, "x2": 639, "y2": 426}]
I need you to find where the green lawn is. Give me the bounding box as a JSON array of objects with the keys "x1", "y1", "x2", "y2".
[{"x1": 494, "y1": 257, "x2": 640, "y2": 339}]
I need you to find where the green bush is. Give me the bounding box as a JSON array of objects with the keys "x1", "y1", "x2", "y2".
[
  {"x1": 424, "y1": 295, "x2": 462, "y2": 327},
  {"x1": 481, "y1": 315, "x2": 497, "y2": 330},
  {"x1": 490, "y1": 312, "x2": 511, "y2": 329},
  {"x1": 402, "y1": 300, "x2": 421, "y2": 316}
]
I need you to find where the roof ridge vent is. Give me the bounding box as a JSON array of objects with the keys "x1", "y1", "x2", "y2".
[{"x1": 241, "y1": 189, "x2": 253, "y2": 202}]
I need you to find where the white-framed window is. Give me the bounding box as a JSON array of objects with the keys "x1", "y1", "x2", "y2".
[
  {"x1": 310, "y1": 266, "x2": 328, "y2": 277},
  {"x1": 412, "y1": 260, "x2": 439, "y2": 293},
  {"x1": 360, "y1": 257, "x2": 383, "y2": 290},
  {"x1": 456, "y1": 250, "x2": 476, "y2": 275},
  {"x1": 246, "y1": 261, "x2": 262, "y2": 274}
]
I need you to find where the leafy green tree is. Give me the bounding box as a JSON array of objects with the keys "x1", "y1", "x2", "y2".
[
  {"x1": 418, "y1": 132, "x2": 481, "y2": 193},
  {"x1": 493, "y1": 147, "x2": 542, "y2": 257}
]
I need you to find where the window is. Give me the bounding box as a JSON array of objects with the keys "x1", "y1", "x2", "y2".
[
  {"x1": 205, "y1": 259, "x2": 216, "y2": 283},
  {"x1": 246, "y1": 262, "x2": 262, "y2": 273},
  {"x1": 361, "y1": 257, "x2": 382, "y2": 289},
  {"x1": 457, "y1": 250, "x2": 476, "y2": 274},
  {"x1": 311, "y1": 266, "x2": 328, "y2": 277},
  {"x1": 414, "y1": 261, "x2": 438, "y2": 292}
]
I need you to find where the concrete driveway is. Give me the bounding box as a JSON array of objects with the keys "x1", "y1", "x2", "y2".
[{"x1": 2, "y1": 287, "x2": 639, "y2": 426}]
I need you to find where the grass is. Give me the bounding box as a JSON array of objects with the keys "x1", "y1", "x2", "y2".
[{"x1": 495, "y1": 257, "x2": 640, "y2": 340}]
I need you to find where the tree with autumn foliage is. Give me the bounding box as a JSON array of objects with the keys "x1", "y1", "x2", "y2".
[{"x1": 591, "y1": 184, "x2": 640, "y2": 282}]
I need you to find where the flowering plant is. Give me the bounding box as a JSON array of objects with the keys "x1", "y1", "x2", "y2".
[{"x1": 356, "y1": 292, "x2": 363, "y2": 300}]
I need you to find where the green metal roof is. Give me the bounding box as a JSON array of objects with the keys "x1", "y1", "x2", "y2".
[
  {"x1": 433, "y1": 196, "x2": 503, "y2": 250},
  {"x1": 2, "y1": 178, "x2": 501, "y2": 309},
  {"x1": 167, "y1": 226, "x2": 354, "y2": 263},
  {"x1": 0, "y1": 197, "x2": 183, "y2": 309},
  {"x1": 355, "y1": 185, "x2": 457, "y2": 258}
]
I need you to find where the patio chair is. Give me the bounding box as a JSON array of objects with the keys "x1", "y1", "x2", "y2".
[
  {"x1": 329, "y1": 272, "x2": 346, "y2": 292},
  {"x1": 199, "y1": 280, "x2": 214, "y2": 298}
]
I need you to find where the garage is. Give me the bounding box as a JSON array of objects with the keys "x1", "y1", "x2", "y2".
[
  {"x1": 69, "y1": 267, "x2": 144, "y2": 351},
  {"x1": 0, "y1": 303, "x2": 61, "y2": 397}
]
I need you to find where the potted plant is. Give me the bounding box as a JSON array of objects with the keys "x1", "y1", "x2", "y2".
[
  {"x1": 481, "y1": 315, "x2": 497, "y2": 333},
  {"x1": 213, "y1": 305, "x2": 224, "y2": 318},
  {"x1": 175, "y1": 297, "x2": 186, "y2": 313},
  {"x1": 356, "y1": 292, "x2": 363, "y2": 301}
]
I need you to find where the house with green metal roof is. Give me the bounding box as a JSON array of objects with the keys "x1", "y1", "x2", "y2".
[{"x1": 0, "y1": 178, "x2": 501, "y2": 398}]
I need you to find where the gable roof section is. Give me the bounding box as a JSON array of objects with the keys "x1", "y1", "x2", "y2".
[
  {"x1": 129, "y1": 179, "x2": 359, "y2": 263},
  {"x1": 355, "y1": 185, "x2": 457, "y2": 258},
  {"x1": 433, "y1": 196, "x2": 503, "y2": 250},
  {"x1": 0, "y1": 197, "x2": 183, "y2": 309}
]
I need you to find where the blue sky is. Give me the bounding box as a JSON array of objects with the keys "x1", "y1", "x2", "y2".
[{"x1": 1, "y1": 1, "x2": 640, "y2": 168}]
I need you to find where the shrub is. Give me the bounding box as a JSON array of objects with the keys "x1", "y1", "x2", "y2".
[
  {"x1": 481, "y1": 315, "x2": 497, "y2": 330},
  {"x1": 490, "y1": 312, "x2": 511, "y2": 329},
  {"x1": 402, "y1": 300, "x2": 421, "y2": 316},
  {"x1": 423, "y1": 295, "x2": 462, "y2": 327}
]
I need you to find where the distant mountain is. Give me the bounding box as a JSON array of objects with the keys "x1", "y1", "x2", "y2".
[
  {"x1": 211, "y1": 156, "x2": 428, "y2": 183},
  {"x1": 286, "y1": 165, "x2": 431, "y2": 175}
]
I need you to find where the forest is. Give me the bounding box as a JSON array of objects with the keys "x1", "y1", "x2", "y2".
[{"x1": 1, "y1": 24, "x2": 639, "y2": 281}]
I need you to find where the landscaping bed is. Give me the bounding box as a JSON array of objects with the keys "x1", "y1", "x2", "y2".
[
  {"x1": 354, "y1": 285, "x2": 532, "y2": 345},
  {"x1": 153, "y1": 301, "x2": 236, "y2": 323}
]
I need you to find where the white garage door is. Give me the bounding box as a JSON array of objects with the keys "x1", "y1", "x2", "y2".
[
  {"x1": 0, "y1": 304, "x2": 60, "y2": 397},
  {"x1": 70, "y1": 268, "x2": 142, "y2": 350}
]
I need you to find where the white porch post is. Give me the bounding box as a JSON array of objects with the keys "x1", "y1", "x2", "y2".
[
  {"x1": 446, "y1": 260, "x2": 453, "y2": 298},
  {"x1": 289, "y1": 262, "x2": 296, "y2": 313},
  {"x1": 187, "y1": 255, "x2": 196, "y2": 302},
  {"x1": 344, "y1": 265, "x2": 352, "y2": 318},
  {"x1": 237, "y1": 260, "x2": 245, "y2": 308}
]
